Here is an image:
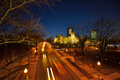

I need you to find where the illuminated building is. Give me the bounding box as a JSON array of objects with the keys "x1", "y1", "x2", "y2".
[
  {"x1": 54, "y1": 27, "x2": 79, "y2": 44},
  {"x1": 54, "y1": 27, "x2": 100, "y2": 46}
]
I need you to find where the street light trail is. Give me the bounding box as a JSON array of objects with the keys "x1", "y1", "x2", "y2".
[
  {"x1": 54, "y1": 62, "x2": 62, "y2": 74},
  {"x1": 47, "y1": 68, "x2": 51, "y2": 80},
  {"x1": 57, "y1": 62, "x2": 67, "y2": 73},
  {"x1": 50, "y1": 67, "x2": 55, "y2": 80}
]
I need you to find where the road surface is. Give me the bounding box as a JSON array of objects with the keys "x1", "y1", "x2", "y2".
[{"x1": 35, "y1": 42, "x2": 80, "y2": 80}]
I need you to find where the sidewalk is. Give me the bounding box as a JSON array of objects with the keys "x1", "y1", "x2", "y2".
[
  {"x1": 0, "y1": 56, "x2": 29, "y2": 80},
  {"x1": 26, "y1": 54, "x2": 38, "y2": 80},
  {"x1": 16, "y1": 52, "x2": 39, "y2": 80},
  {"x1": 55, "y1": 50, "x2": 120, "y2": 80},
  {"x1": 0, "y1": 48, "x2": 39, "y2": 80}
]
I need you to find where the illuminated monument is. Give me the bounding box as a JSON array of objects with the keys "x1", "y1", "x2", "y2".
[
  {"x1": 54, "y1": 26, "x2": 79, "y2": 44},
  {"x1": 54, "y1": 26, "x2": 99, "y2": 46}
]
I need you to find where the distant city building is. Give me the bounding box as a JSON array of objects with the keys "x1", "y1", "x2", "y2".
[{"x1": 90, "y1": 30, "x2": 97, "y2": 40}]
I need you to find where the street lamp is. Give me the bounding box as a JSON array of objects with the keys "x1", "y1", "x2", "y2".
[
  {"x1": 35, "y1": 50, "x2": 36, "y2": 52},
  {"x1": 24, "y1": 68, "x2": 28, "y2": 80},
  {"x1": 24, "y1": 68, "x2": 28, "y2": 74},
  {"x1": 97, "y1": 61, "x2": 101, "y2": 80},
  {"x1": 97, "y1": 61, "x2": 100, "y2": 66}
]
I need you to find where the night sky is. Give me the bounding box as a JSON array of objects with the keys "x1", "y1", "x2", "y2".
[{"x1": 31, "y1": 0, "x2": 120, "y2": 39}]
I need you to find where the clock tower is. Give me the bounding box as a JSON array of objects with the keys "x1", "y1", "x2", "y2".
[{"x1": 67, "y1": 26, "x2": 73, "y2": 36}]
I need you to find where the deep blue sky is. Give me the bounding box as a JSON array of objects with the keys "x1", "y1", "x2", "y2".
[{"x1": 31, "y1": 0, "x2": 120, "y2": 39}]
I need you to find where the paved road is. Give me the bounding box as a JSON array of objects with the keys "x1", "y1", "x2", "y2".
[{"x1": 35, "y1": 42, "x2": 80, "y2": 80}]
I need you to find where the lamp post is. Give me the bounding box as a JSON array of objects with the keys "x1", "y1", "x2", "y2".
[
  {"x1": 35, "y1": 49, "x2": 37, "y2": 60},
  {"x1": 24, "y1": 68, "x2": 28, "y2": 80},
  {"x1": 97, "y1": 61, "x2": 101, "y2": 80}
]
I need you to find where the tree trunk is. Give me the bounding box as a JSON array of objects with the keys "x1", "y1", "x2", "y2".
[
  {"x1": 100, "y1": 44, "x2": 104, "y2": 62},
  {"x1": 101, "y1": 55, "x2": 104, "y2": 62},
  {"x1": 82, "y1": 56, "x2": 84, "y2": 69},
  {"x1": 81, "y1": 47, "x2": 84, "y2": 55}
]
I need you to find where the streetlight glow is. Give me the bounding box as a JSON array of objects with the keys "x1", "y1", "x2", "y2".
[
  {"x1": 42, "y1": 48, "x2": 44, "y2": 51},
  {"x1": 24, "y1": 68, "x2": 28, "y2": 74},
  {"x1": 97, "y1": 61, "x2": 100, "y2": 66},
  {"x1": 97, "y1": 61, "x2": 101, "y2": 80}
]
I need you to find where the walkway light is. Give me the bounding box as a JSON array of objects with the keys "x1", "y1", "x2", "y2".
[
  {"x1": 97, "y1": 61, "x2": 100, "y2": 66},
  {"x1": 24, "y1": 68, "x2": 28, "y2": 80},
  {"x1": 24, "y1": 68, "x2": 28, "y2": 74},
  {"x1": 97, "y1": 61, "x2": 101, "y2": 80}
]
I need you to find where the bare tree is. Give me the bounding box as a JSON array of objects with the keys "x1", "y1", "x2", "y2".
[
  {"x1": 93, "y1": 17, "x2": 119, "y2": 61},
  {"x1": 72, "y1": 20, "x2": 93, "y2": 55},
  {"x1": 109, "y1": 25, "x2": 120, "y2": 44},
  {"x1": 0, "y1": 16, "x2": 44, "y2": 68},
  {"x1": 0, "y1": 17, "x2": 45, "y2": 45},
  {"x1": 46, "y1": 36, "x2": 54, "y2": 43},
  {"x1": 72, "y1": 21, "x2": 92, "y2": 69},
  {"x1": 0, "y1": 0, "x2": 60, "y2": 24},
  {"x1": 0, "y1": 0, "x2": 60, "y2": 45}
]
